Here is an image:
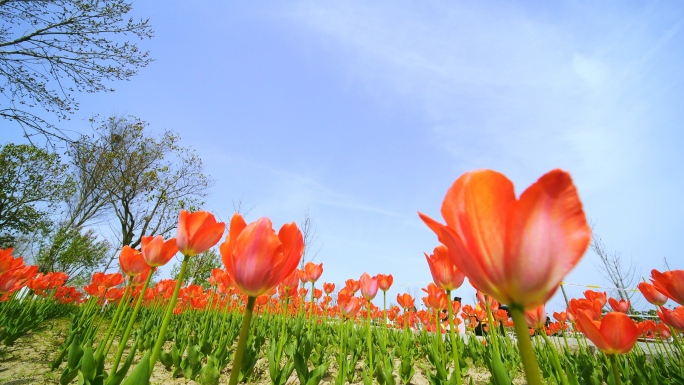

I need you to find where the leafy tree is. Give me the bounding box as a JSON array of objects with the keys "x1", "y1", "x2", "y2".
[
  {"x1": 0, "y1": 143, "x2": 73, "y2": 247},
  {"x1": 0, "y1": 0, "x2": 153, "y2": 142},
  {"x1": 171, "y1": 248, "x2": 222, "y2": 288},
  {"x1": 35, "y1": 226, "x2": 110, "y2": 285},
  {"x1": 71, "y1": 116, "x2": 212, "y2": 270}
]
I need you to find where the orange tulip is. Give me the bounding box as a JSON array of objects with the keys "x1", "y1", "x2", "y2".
[
  {"x1": 338, "y1": 291, "x2": 362, "y2": 319},
  {"x1": 377, "y1": 274, "x2": 393, "y2": 292},
  {"x1": 657, "y1": 306, "x2": 684, "y2": 331},
  {"x1": 524, "y1": 304, "x2": 547, "y2": 330},
  {"x1": 359, "y1": 273, "x2": 379, "y2": 301},
  {"x1": 425, "y1": 245, "x2": 465, "y2": 291},
  {"x1": 119, "y1": 246, "x2": 148, "y2": 277},
  {"x1": 176, "y1": 210, "x2": 226, "y2": 257},
  {"x1": 141, "y1": 235, "x2": 179, "y2": 267},
  {"x1": 397, "y1": 293, "x2": 415, "y2": 310},
  {"x1": 637, "y1": 282, "x2": 668, "y2": 306},
  {"x1": 420, "y1": 169, "x2": 591, "y2": 309},
  {"x1": 304, "y1": 262, "x2": 323, "y2": 283},
  {"x1": 323, "y1": 282, "x2": 335, "y2": 295},
  {"x1": 608, "y1": 297, "x2": 630, "y2": 313},
  {"x1": 576, "y1": 311, "x2": 641, "y2": 355},
  {"x1": 219, "y1": 213, "x2": 304, "y2": 297},
  {"x1": 345, "y1": 279, "x2": 360, "y2": 294},
  {"x1": 651, "y1": 269, "x2": 684, "y2": 306},
  {"x1": 422, "y1": 283, "x2": 448, "y2": 310}
]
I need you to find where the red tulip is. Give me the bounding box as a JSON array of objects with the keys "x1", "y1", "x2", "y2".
[
  {"x1": 651, "y1": 269, "x2": 684, "y2": 306},
  {"x1": 219, "y1": 214, "x2": 304, "y2": 297},
  {"x1": 608, "y1": 297, "x2": 630, "y2": 313},
  {"x1": 657, "y1": 306, "x2": 684, "y2": 331},
  {"x1": 377, "y1": 274, "x2": 393, "y2": 292},
  {"x1": 359, "y1": 273, "x2": 379, "y2": 301},
  {"x1": 0, "y1": 248, "x2": 23, "y2": 274},
  {"x1": 524, "y1": 304, "x2": 547, "y2": 330},
  {"x1": 304, "y1": 262, "x2": 323, "y2": 283},
  {"x1": 425, "y1": 245, "x2": 465, "y2": 291},
  {"x1": 583, "y1": 290, "x2": 607, "y2": 307},
  {"x1": 576, "y1": 311, "x2": 641, "y2": 355},
  {"x1": 637, "y1": 282, "x2": 668, "y2": 306},
  {"x1": 419, "y1": 169, "x2": 591, "y2": 308},
  {"x1": 176, "y1": 210, "x2": 226, "y2": 257},
  {"x1": 119, "y1": 246, "x2": 148, "y2": 277},
  {"x1": 141, "y1": 235, "x2": 179, "y2": 267}
]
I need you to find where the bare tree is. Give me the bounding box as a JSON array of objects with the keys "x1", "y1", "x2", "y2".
[
  {"x1": 70, "y1": 116, "x2": 212, "y2": 271},
  {"x1": 298, "y1": 209, "x2": 322, "y2": 269},
  {"x1": 591, "y1": 233, "x2": 637, "y2": 303},
  {"x1": 0, "y1": 0, "x2": 153, "y2": 142}
]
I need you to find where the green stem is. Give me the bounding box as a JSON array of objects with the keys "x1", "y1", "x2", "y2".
[
  {"x1": 310, "y1": 282, "x2": 315, "y2": 321},
  {"x1": 446, "y1": 290, "x2": 462, "y2": 385},
  {"x1": 149, "y1": 255, "x2": 190, "y2": 371},
  {"x1": 367, "y1": 299, "x2": 373, "y2": 380},
  {"x1": 228, "y1": 296, "x2": 256, "y2": 385},
  {"x1": 541, "y1": 329, "x2": 570, "y2": 385},
  {"x1": 509, "y1": 304, "x2": 543, "y2": 385},
  {"x1": 609, "y1": 354, "x2": 622, "y2": 385},
  {"x1": 111, "y1": 267, "x2": 155, "y2": 374},
  {"x1": 96, "y1": 279, "x2": 132, "y2": 360},
  {"x1": 382, "y1": 291, "x2": 388, "y2": 352}
]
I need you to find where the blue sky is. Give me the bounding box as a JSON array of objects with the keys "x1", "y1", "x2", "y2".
[{"x1": 4, "y1": 1, "x2": 684, "y2": 312}]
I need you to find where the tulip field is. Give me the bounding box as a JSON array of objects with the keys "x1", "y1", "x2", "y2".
[{"x1": 1, "y1": 169, "x2": 684, "y2": 385}]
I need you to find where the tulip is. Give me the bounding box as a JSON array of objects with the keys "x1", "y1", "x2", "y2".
[
  {"x1": 338, "y1": 292, "x2": 362, "y2": 319},
  {"x1": 608, "y1": 297, "x2": 630, "y2": 313},
  {"x1": 0, "y1": 248, "x2": 24, "y2": 274},
  {"x1": 377, "y1": 273, "x2": 393, "y2": 292},
  {"x1": 397, "y1": 293, "x2": 415, "y2": 310},
  {"x1": 583, "y1": 290, "x2": 607, "y2": 307},
  {"x1": 577, "y1": 311, "x2": 640, "y2": 355},
  {"x1": 637, "y1": 282, "x2": 668, "y2": 306},
  {"x1": 119, "y1": 246, "x2": 148, "y2": 277},
  {"x1": 323, "y1": 282, "x2": 335, "y2": 295},
  {"x1": 304, "y1": 262, "x2": 323, "y2": 283},
  {"x1": 359, "y1": 273, "x2": 379, "y2": 301},
  {"x1": 345, "y1": 279, "x2": 360, "y2": 294},
  {"x1": 425, "y1": 245, "x2": 465, "y2": 291},
  {"x1": 220, "y1": 214, "x2": 304, "y2": 297},
  {"x1": 141, "y1": 235, "x2": 179, "y2": 267},
  {"x1": 525, "y1": 304, "x2": 547, "y2": 330},
  {"x1": 657, "y1": 306, "x2": 684, "y2": 331},
  {"x1": 651, "y1": 269, "x2": 684, "y2": 306},
  {"x1": 176, "y1": 210, "x2": 226, "y2": 257},
  {"x1": 218, "y1": 214, "x2": 303, "y2": 385},
  {"x1": 419, "y1": 169, "x2": 591, "y2": 385}
]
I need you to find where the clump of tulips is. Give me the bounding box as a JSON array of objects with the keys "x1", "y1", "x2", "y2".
[{"x1": 3, "y1": 168, "x2": 684, "y2": 384}]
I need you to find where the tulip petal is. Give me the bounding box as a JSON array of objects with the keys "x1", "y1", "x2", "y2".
[
  {"x1": 576, "y1": 311, "x2": 609, "y2": 352},
  {"x1": 230, "y1": 218, "x2": 282, "y2": 296},
  {"x1": 278, "y1": 222, "x2": 305, "y2": 282},
  {"x1": 599, "y1": 312, "x2": 640, "y2": 354},
  {"x1": 505, "y1": 169, "x2": 591, "y2": 307}
]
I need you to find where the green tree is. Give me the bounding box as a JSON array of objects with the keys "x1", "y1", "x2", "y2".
[
  {"x1": 0, "y1": 0, "x2": 153, "y2": 141},
  {"x1": 35, "y1": 226, "x2": 110, "y2": 285},
  {"x1": 171, "y1": 248, "x2": 222, "y2": 288},
  {"x1": 71, "y1": 116, "x2": 213, "y2": 270},
  {"x1": 0, "y1": 143, "x2": 73, "y2": 248}
]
